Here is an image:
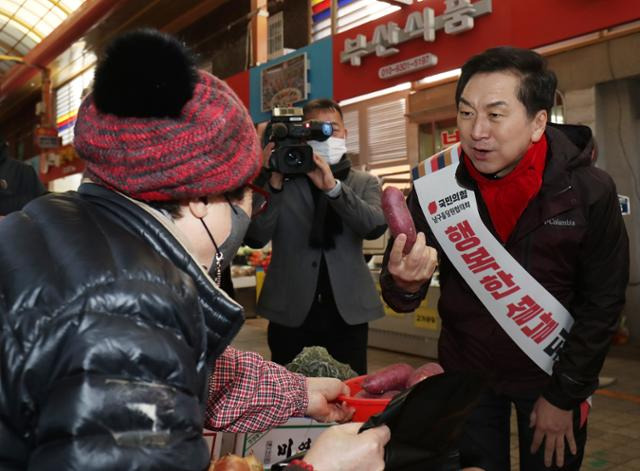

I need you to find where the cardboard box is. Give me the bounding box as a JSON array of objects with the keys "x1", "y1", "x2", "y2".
[
  {"x1": 203, "y1": 429, "x2": 223, "y2": 462},
  {"x1": 233, "y1": 418, "x2": 333, "y2": 469}
]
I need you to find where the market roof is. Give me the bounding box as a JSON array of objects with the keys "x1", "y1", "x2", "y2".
[{"x1": 0, "y1": 0, "x2": 86, "y2": 78}]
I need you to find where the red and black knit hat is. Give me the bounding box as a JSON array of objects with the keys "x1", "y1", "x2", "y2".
[{"x1": 74, "y1": 29, "x2": 261, "y2": 201}]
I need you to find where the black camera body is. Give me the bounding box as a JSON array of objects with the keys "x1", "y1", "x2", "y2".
[{"x1": 267, "y1": 107, "x2": 332, "y2": 175}]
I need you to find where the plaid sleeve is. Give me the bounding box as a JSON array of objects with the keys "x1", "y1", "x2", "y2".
[{"x1": 205, "y1": 346, "x2": 309, "y2": 432}]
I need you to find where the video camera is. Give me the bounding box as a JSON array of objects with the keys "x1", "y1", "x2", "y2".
[{"x1": 266, "y1": 107, "x2": 333, "y2": 175}]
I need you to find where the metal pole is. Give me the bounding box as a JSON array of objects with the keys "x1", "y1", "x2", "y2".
[{"x1": 331, "y1": 0, "x2": 338, "y2": 36}]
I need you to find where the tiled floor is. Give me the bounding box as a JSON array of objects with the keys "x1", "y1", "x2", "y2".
[{"x1": 232, "y1": 318, "x2": 640, "y2": 470}]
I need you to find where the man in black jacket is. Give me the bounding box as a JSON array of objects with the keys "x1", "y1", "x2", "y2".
[
  {"x1": 0, "y1": 138, "x2": 46, "y2": 217},
  {"x1": 381, "y1": 47, "x2": 629, "y2": 470}
]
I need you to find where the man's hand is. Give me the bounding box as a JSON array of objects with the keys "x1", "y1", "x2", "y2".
[
  {"x1": 305, "y1": 377, "x2": 355, "y2": 423},
  {"x1": 262, "y1": 142, "x2": 284, "y2": 190},
  {"x1": 387, "y1": 232, "x2": 438, "y2": 293},
  {"x1": 530, "y1": 396, "x2": 577, "y2": 468},
  {"x1": 304, "y1": 422, "x2": 389, "y2": 471},
  {"x1": 307, "y1": 154, "x2": 337, "y2": 192}
]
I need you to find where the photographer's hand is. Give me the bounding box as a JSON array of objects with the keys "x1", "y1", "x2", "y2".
[
  {"x1": 262, "y1": 142, "x2": 284, "y2": 190},
  {"x1": 307, "y1": 153, "x2": 336, "y2": 192}
]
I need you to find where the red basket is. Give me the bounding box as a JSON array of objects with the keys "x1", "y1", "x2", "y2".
[{"x1": 337, "y1": 375, "x2": 391, "y2": 422}]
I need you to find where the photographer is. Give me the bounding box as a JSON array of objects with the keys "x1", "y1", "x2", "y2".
[{"x1": 246, "y1": 99, "x2": 387, "y2": 375}]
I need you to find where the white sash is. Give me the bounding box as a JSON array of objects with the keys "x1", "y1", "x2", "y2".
[{"x1": 412, "y1": 144, "x2": 573, "y2": 375}]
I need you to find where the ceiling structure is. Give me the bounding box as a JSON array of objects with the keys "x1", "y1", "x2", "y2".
[
  {"x1": 0, "y1": 0, "x2": 236, "y2": 126},
  {"x1": 0, "y1": 0, "x2": 410, "y2": 128},
  {"x1": 0, "y1": 0, "x2": 86, "y2": 78}
]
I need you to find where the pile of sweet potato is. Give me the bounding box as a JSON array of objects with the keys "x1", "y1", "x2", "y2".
[{"x1": 354, "y1": 362, "x2": 444, "y2": 399}]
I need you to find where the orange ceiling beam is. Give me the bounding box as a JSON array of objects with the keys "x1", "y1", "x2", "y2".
[{"x1": 0, "y1": 0, "x2": 125, "y2": 100}]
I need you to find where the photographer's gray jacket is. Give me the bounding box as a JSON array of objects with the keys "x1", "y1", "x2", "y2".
[{"x1": 247, "y1": 167, "x2": 386, "y2": 326}]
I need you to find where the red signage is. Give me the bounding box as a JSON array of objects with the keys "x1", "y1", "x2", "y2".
[
  {"x1": 333, "y1": 0, "x2": 640, "y2": 102},
  {"x1": 34, "y1": 126, "x2": 60, "y2": 150},
  {"x1": 40, "y1": 158, "x2": 85, "y2": 184},
  {"x1": 224, "y1": 70, "x2": 251, "y2": 111},
  {"x1": 441, "y1": 129, "x2": 460, "y2": 146},
  {"x1": 39, "y1": 144, "x2": 85, "y2": 184}
]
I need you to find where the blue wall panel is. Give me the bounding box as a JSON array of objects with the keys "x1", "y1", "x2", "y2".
[{"x1": 249, "y1": 37, "x2": 333, "y2": 123}]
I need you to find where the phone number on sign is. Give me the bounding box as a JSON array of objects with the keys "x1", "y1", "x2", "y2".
[{"x1": 378, "y1": 53, "x2": 438, "y2": 80}]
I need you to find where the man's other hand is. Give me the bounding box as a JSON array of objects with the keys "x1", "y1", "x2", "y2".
[{"x1": 387, "y1": 232, "x2": 438, "y2": 293}]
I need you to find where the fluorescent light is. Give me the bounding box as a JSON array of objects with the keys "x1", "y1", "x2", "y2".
[
  {"x1": 368, "y1": 164, "x2": 411, "y2": 176},
  {"x1": 417, "y1": 68, "x2": 461, "y2": 85},
  {"x1": 339, "y1": 82, "x2": 411, "y2": 106}
]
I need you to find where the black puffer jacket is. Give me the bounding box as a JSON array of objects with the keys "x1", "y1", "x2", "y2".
[
  {"x1": 0, "y1": 183, "x2": 244, "y2": 470},
  {"x1": 381, "y1": 124, "x2": 629, "y2": 409}
]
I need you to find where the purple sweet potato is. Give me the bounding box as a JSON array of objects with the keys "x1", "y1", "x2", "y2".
[
  {"x1": 380, "y1": 389, "x2": 403, "y2": 399},
  {"x1": 362, "y1": 363, "x2": 414, "y2": 394},
  {"x1": 354, "y1": 389, "x2": 402, "y2": 399},
  {"x1": 382, "y1": 187, "x2": 417, "y2": 255},
  {"x1": 354, "y1": 390, "x2": 384, "y2": 399},
  {"x1": 405, "y1": 362, "x2": 445, "y2": 388}
]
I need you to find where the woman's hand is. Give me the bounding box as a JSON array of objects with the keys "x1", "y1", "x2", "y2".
[{"x1": 305, "y1": 377, "x2": 354, "y2": 423}]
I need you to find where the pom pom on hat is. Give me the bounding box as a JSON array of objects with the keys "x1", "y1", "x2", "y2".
[
  {"x1": 74, "y1": 29, "x2": 261, "y2": 201},
  {"x1": 93, "y1": 29, "x2": 198, "y2": 118}
]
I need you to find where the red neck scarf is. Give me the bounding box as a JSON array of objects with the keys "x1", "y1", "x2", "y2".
[{"x1": 463, "y1": 134, "x2": 548, "y2": 243}]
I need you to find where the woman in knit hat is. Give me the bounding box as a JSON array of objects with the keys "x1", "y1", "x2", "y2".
[{"x1": 0, "y1": 29, "x2": 388, "y2": 470}]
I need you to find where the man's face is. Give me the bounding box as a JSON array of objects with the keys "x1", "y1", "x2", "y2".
[
  {"x1": 305, "y1": 108, "x2": 347, "y2": 139},
  {"x1": 457, "y1": 71, "x2": 547, "y2": 176}
]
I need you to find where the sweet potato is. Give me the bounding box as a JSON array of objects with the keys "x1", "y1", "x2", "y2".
[
  {"x1": 210, "y1": 455, "x2": 250, "y2": 471},
  {"x1": 362, "y1": 363, "x2": 414, "y2": 394},
  {"x1": 380, "y1": 389, "x2": 403, "y2": 399},
  {"x1": 210, "y1": 454, "x2": 263, "y2": 471},
  {"x1": 354, "y1": 389, "x2": 383, "y2": 399},
  {"x1": 405, "y1": 362, "x2": 444, "y2": 388},
  {"x1": 382, "y1": 186, "x2": 417, "y2": 254},
  {"x1": 354, "y1": 389, "x2": 402, "y2": 400}
]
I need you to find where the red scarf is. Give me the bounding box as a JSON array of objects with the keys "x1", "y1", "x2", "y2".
[{"x1": 463, "y1": 135, "x2": 548, "y2": 243}]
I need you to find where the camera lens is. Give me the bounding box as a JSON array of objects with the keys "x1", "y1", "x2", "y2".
[{"x1": 286, "y1": 150, "x2": 303, "y2": 167}]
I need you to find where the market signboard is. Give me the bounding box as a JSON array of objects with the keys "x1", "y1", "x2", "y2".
[
  {"x1": 249, "y1": 38, "x2": 332, "y2": 123},
  {"x1": 333, "y1": 0, "x2": 640, "y2": 102},
  {"x1": 413, "y1": 302, "x2": 440, "y2": 331},
  {"x1": 340, "y1": 0, "x2": 492, "y2": 68},
  {"x1": 260, "y1": 53, "x2": 309, "y2": 112},
  {"x1": 34, "y1": 126, "x2": 60, "y2": 150},
  {"x1": 38, "y1": 144, "x2": 85, "y2": 183}
]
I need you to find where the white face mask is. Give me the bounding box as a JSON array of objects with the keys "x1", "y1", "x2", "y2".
[{"x1": 308, "y1": 136, "x2": 347, "y2": 165}]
